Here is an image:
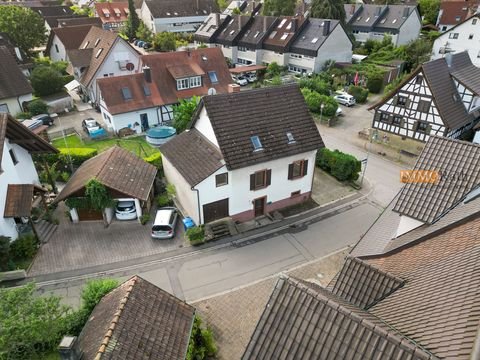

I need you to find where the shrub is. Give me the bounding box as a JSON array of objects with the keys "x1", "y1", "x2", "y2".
[
  {"x1": 316, "y1": 148, "x2": 361, "y2": 182},
  {"x1": 186, "y1": 226, "x2": 204, "y2": 245},
  {"x1": 30, "y1": 65, "x2": 65, "y2": 96},
  {"x1": 0, "y1": 236, "x2": 11, "y2": 271},
  {"x1": 157, "y1": 193, "x2": 173, "y2": 207},
  {"x1": 60, "y1": 171, "x2": 70, "y2": 182},
  {"x1": 298, "y1": 77, "x2": 331, "y2": 96},
  {"x1": 186, "y1": 315, "x2": 217, "y2": 360},
  {"x1": 16, "y1": 111, "x2": 31, "y2": 119},
  {"x1": 27, "y1": 99, "x2": 48, "y2": 116},
  {"x1": 143, "y1": 152, "x2": 162, "y2": 169},
  {"x1": 80, "y1": 279, "x2": 119, "y2": 314},
  {"x1": 301, "y1": 89, "x2": 338, "y2": 117},
  {"x1": 366, "y1": 73, "x2": 384, "y2": 94},
  {"x1": 265, "y1": 62, "x2": 283, "y2": 78},
  {"x1": 348, "y1": 85, "x2": 369, "y2": 104},
  {"x1": 139, "y1": 213, "x2": 151, "y2": 225},
  {"x1": 9, "y1": 234, "x2": 38, "y2": 260},
  {"x1": 58, "y1": 147, "x2": 98, "y2": 166}
]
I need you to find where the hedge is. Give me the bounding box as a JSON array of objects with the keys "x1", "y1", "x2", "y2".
[
  {"x1": 43, "y1": 147, "x2": 98, "y2": 168},
  {"x1": 348, "y1": 85, "x2": 369, "y2": 104},
  {"x1": 316, "y1": 148, "x2": 361, "y2": 182}
]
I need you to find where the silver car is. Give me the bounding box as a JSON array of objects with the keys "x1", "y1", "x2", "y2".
[{"x1": 151, "y1": 207, "x2": 178, "y2": 239}]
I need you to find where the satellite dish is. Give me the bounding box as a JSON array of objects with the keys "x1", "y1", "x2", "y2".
[
  {"x1": 126, "y1": 62, "x2": 134, "y2": 71},
  {"x1": 208, "y1": 88, "x2": 217, "y2": 95}
]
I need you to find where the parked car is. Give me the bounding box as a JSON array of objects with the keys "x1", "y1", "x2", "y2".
[
  {"x1": 245, "y1": 73, "x2": 257, "y2": 83},
  {"x1": 232, "y1": 75, "x2": 248, "y2": 86},
  {"x1": 151, "y1": 207, "x2": 178, "y2": 239},
  {"x1": 115, "y1": 200, "x2": 137, "y2": 220},
  {"x1": 21, "y1": 119, "x2": 44, "y2": 130},
  {"x1": 335, "y1": 107, "x2": 343, "y2": 117},
  {"x1": 31, "y1": 113, "x2": 54, "y2": 126},
  {"x1": 82, "y1": 118, "x2": 102, "y2": 134},
  {"x1": 334, "y1": 93, "x2": 356, "y2": 107}
]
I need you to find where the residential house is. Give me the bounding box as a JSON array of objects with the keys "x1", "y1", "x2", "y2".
[
  {"x1": 344, "y1": 4, "x2": 421, "y2": 46},
  {"x1": 223, "y1": 0, "x2": 262, "y2": 16},
  {"x1": 95, "y1": 2, "x2": 129, "y2": 31},
  {"x1": 46, "y1": 25, "x2": 98, "y2": 63},
  {"x1": 140, "y1": 0, "x2": 219, "y2": 33},
  {"x1": 432, "y1": 14, "x2": 480, "y2": 66},
  {"x1": 159, "y1": 85, "x2": 324, "y2": 224},
  {"x1": 0, "y1": 47, "x2": 33, "y2": 115},
  {"x1": 54, "y1": 146, "x2": 157, "y2": 223},
  {"x1": 194, "y1": 14, "x2": 353, "y2": 73},
  {"x1": 59, "y1": 276, "x2": 195, "y2": 360},
  {"x1": 30, "y1": 5, "x2": 75, "y2": 34},
  {"x1": 243, "y1": 137, "x2": 480, "y2": 360},
  {"x1": 0, "y1": 113, "x2": 58, "y2": 240},
  {"x1": 0, "y1": 32, "x2": 33, "y2": 76},
  {"x1": 97, "y1": 47, "x2": 232, "y2": 133},
  {"x1": 70, "y1": 26, "x2": 140, "y2": 105},
  {"x1": 436, "y1": 0, "x2": 479, "y2": 32},
  {"x1": 369, "y1": 51, "x2": 480, "y2": 142}
]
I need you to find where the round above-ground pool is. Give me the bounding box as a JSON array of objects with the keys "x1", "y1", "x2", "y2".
[{"x1": 146, "y1": 126, "x2": 176, "y2": 146}]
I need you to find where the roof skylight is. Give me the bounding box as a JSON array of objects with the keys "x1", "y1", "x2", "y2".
[
  {"x1": 95, "y1": 48, "x2": 103, "y2": 58},
  {"x1": 392, "y1": 18, "x2": 397, "y2": 24},
  {"x1": 286, "y1": 132, "x2": 295, "y2": 144},
  {"x1": 121, "y1": 87, "x2": 132, "y2": 100},
  {"x1": 251, "y1": 136, "x2": 263, "y2": 151},
  {"x1": 311, "y1": 37, "x2": 319, "y2": 43},
  {"x1": 254, "y1": 31, "x2": 260, "y2": 38},
  {"x1": 143, "y1": 85, "x2": 151, "y2": 96},
  {"x1": 281, "y1": 33, "x2": 288, "y2": 40},
  {"x1": 278, "y1": 18, "x2": 287, "y2": 28}
]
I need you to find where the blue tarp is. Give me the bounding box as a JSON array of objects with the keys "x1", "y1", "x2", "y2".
[{"x1": 89, "y1": 128, "x2": 107, "y2": 138}]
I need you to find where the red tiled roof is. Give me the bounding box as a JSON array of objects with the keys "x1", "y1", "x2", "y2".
[
  {"x1": 98, "y1": 48, "x2": 232, "y2": 115},
  {"x1": 437, "y1": 1, "x2": 479, "y2": 25},
  {"x1": 95, "y1": 2, "x2": 129, "y2": 23}
]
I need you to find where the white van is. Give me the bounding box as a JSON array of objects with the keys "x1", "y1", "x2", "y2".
[{"x1": 151, "y1": 207, "x2": 178, "y2": 239}]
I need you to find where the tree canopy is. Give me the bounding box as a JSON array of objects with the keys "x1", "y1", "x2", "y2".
[
  {"x1": 418, "y1": 0, "x2": 440, "y2": 25},
  {"x1": 124, "y1": 0, "x2": 140, "y2": 40},
  {"x1": 0, "y1": 5, "x2": 47, "y2": 55},
  {"x1": 310, "y1": 0, "x2": 346, "y2": 23},
  {"x1": 262, "y1": 0, "x2": 296, "y2": 16},
  {"x1": 30, "y1": 65, "x2": 65, "y2": 96},
  {"x1": 173, "y1": 96, "x2": 200, "y2": 132},
  {"x1": 153, "y1": 32, "x2": 177, "y2": 52}
]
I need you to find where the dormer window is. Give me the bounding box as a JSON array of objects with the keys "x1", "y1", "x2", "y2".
[
  {"x1": 177, "y1": 78, "x2": 189, "y2": 90},
  {"x1": 121, "y1": 87, "x2": 132, "y2": 100},
  {"x1": 286, "y1": 132, "x2": 295, "y2": 144},
  {"x1": 190, "y1": 76, "x2": 201, "y2": 88},
  {"x1": 251, "y1": 135, "x2": 263, "y2": 151},
  {"x1": 176, "y1": 76, "x2": 201, "y2": 90}
]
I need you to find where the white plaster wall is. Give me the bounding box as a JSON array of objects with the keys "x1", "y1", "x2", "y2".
[
  {"x1": 396, "y1": 10, "x2": 422, "y2": 46},
  {"x1": 237, "y1": 49, "x2": 257, "y2": 64},
  {"x1": 49, "y1": 35, "x2": 67, "y2": 62},
  {"x1": 109, "y1": 108, "x2": 159, "y2": 133},
  {"x1": 261, "y1": 50, "x2": 286, "y2": 65},
  {"x1": 474, "y1": 130, "x2": 480, "y2": 144},
  {"x1": 220, "y1": 45, "x2": 233, "y2": 60},
  {"x1": 162, "y1": 156, "x2": 200, "y2": 223},
  {"x1": 314, "y1": 25, "x2": 353, "y2": 71},
  {"x1": 153, "y1": 15, "x2": 207, "y2": 33},
  {"x1": 193, "y1": 106, "x2": 219, "y2": 147},
  {"x1": 0, "y1": 140, "x2": 40, "y2": 240},
  {"x1": 287, "y1": 55, "x2": 315, "y2": 72},
  {"x1": 0, "y1": 94, "x2": 33, "y2": 115},
  {"x1": 431, "y1": 18, "x2": 480, "y2": 66},
  {"x1": 140, "y1": 2, "x2": 154, "y2": 31}
]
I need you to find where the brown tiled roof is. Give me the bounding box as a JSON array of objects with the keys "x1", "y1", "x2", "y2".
[
  {"x1": 31, "y1": 5, "x2": 73, "y2": 18},
  {"x1": 0, "y1": 46, "x2": 32, "y2": 100},
  {"x1": 365, "y1": 217, "x2": 480, "y2": 359},
  {"x1": 67, "y1": 48, "x2": 93, "y2": 68},
  {"x1": 193, "y1": 84, "x2": 324, "y2": 170},
  {"x1": 393, "y1": 136, "x2": 480, "y2": 223},
  {"x1": 76, "y1": 276, "x2": 195, "y2": 360},
  {"x1": 95, "y1": 2, "x2": 129, "y2": 24},
  {"x1": 145, "y1": 0, "x2": 218, "y2": 18},
  {"x1": 55, "y1": 146, "x2": 157, "y2": 202},
  {"x1": 243, "y1": 275, "x2": 436, "y2": 360},
  {"x1": 57, "y1": 17, "x2": 103, "y2": 28},
  {"x1": 4, "y1": 184, "x2": 34, "y2": 217},
  {"x1": 329, "y1": 256, "x2": 405, "y2": 310},
  {"x1": 160, "y1": 129, "x2": 223, "y2": 186},
  {"x1": 79, "y1": 27, "x2": 123, "y2": 87},
  {"x1": 0, "y1": 113, "x2": 58, "y2": 171},
  {"x1": 437, "y1": 1, "x2": 478, "y2": 25},
  {"x1": 263, "y1": 16, "x2": 307, "y2": 53},
  {"x1": 98, "y1": 48, "x2": 232, "y2": 115},
  {"x1": 51, "y1": 25, "x2": 94, "y2": 50},
  {"x1": 450, "y1": 51, "x2": 480, "y2": 95},
  {"x1": 167, "y1": 63, "x2": 205, "y2": 79}
]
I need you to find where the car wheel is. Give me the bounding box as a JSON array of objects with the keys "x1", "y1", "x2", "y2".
[{"x1": 48, "y1": 121, "x2": 53, "y2": 126}]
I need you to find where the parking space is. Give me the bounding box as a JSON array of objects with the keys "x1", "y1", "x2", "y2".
[
  {"x1": 47, "y1": 108, "x2": 105, "y2": 139},
  {"x1": 28, "y1": 204, "x2": 186, "y2": 277}
]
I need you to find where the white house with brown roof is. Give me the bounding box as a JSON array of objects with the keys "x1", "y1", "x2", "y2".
[
  {"x1": 160, "y1": 85, "x2": 324, "y2": 224},
  {"x1": 0, "y1": 113, "x2": 58, "y2": 240},
  {"x1": 94, "y1": 2, "x2": 129, "y2": 31},
  {"x1": 370, "y1": 51, "x2": 480, "y2": 142},
  {"x1": 46, "y1": 25, "x2": 97, "y2": 63}
]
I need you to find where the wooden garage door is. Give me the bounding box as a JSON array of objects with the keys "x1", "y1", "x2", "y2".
[
  {"x1": 203, "y1": 199, "x2": 229, "y2": 223},
  {"x1": 77, "y1": 208, "x2": 103, "y2": 221}
]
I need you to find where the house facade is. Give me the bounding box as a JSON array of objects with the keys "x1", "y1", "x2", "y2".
[
  {"x1": 160, "y1": 85, "x2": 324, "y2": 224},
  {"x1": 432, "y1": 14, "x2": 480, "y2": 66},
  {"x1": 0, "y1": 113, "x2": 58, "y2": 240},
  {"x1": 194, "y1": 14, "x2": 353, "y2": 73},
  {"x1": 140, "y1": 0, "x2": 219, "y2": 33},
  {"x1": 95, "y1": 2, "x2": 129, "y2": 31},
  {"x1": 97, "y1": 47, "x2": 232, "y2": 134},
  {"x1": 370, "y1": 52, "x2": 480, "y2": 142},
  {"x1": 46, "y1": 25, "x2": 96, "y2": 63},
  {"x1": 344, "y1": 4, "x2": 421, "y2": 46}
]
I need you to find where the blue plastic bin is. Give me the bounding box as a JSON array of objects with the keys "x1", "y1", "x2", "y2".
[{"x1": 182, "y1": 217, "x2": 196, "y2": 230}]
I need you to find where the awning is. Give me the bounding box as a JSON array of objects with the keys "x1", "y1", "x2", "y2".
[
  {"x1": 64, "y1": 79, "x2": 81, "y2": 91},
  {"x1": 4, "y1": 184, "x2": 34, "y2": 218},
  {"x1": 229, "y1": 65, "x2": 266, "y2": 74}
]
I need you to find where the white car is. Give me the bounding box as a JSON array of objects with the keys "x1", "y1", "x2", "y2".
[
  {"x1": 115, "y1": 200, "x2": 137, "y2": 220},
  {"x1": 152, "y1": 207, "x2": 178, "y2": 239},
  {"x1": 234, "y1": 75, "x2": 248, "y2": 86},
  {"x1": 245, "y1": 73, "x2": 257, "y2": 83},
  {"x1": 334, "y1": 93, "x2": 356, "y2": 107}
]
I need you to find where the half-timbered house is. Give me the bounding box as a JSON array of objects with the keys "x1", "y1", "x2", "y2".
[{"x1": 369, "y1": 51, "x2": 480, "y2": 142}]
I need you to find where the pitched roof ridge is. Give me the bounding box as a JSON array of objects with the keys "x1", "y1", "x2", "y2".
[
  {"x1": 204, "y1": 83, "x2": 299, "y2": 102},
  {"x1": 94, "y1": 275, "x2": 138, "y2": 360},
  {"x1": 347, "y1": 256, "x2": 405, "y2": 284}
]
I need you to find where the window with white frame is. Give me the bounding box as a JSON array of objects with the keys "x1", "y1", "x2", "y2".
[
  {"x1": 190, "y1": 76, "x2": 201, "y2": 88},
  {"x1": 449, "y1": 33, "x2": 459, "y2": 39},
  {"x1": 177, "y1": 78, "x2": 189, "y2": 90}
]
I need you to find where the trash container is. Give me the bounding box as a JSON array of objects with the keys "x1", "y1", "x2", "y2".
[{"x1": 182, "y1": 217, "x2": 196, "y2": 231}]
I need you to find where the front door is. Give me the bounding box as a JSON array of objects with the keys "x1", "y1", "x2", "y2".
[
  {"x1": 140, "y1": 113, "x2": 149, "y2": 131},
  {"x1": 254, "y1": 197, "x2": 266, "y2": 217}
]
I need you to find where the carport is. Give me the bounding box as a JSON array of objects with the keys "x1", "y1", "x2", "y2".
[{"x1": 229, "y1": 65, "x2": 266, "y2": 76}]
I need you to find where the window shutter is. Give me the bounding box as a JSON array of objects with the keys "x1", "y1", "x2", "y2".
[
  {"x1": 288, "y1": 164, "x2": 294, "y2": 180},
  {"x1": 303, "y1": 160, "x2": 308, "y2": 176},
  {"x1": 392, "y1": 96, "x2": 398, "y2": 106},
  {"x1": 266, "y1": 169, "x2": 272, "y2": 186},
  {"x1": 250, "y1": 173, "x2": 255, "y2": 190},
  {"x1": 426, "y1": 124, "x2": 432, "y2": 134},
  {"x1": 413, "y1": 121, "x2": 419, "y2": 132}
]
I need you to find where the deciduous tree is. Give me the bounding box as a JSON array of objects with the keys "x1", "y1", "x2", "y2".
[
  {"x1": 173, "y1": 96, "x2": 200, "y2": 132},
  {"x1": 262, "y1": 0, "x2": 296, "y2": 16},
  {"x1": 310, "y1": 0, "x2": 346, "y2": 23},
  {"x1": 153, "y1": 32, "x2": 177, "y2": 52}
]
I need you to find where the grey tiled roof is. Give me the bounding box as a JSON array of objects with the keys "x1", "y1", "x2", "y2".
[
  {"x1": 330, "y1": 256, "x2": 405, "y2": 310},
  {"x1": 159, "y1": 129, "x2": 224, "y2": 186},
  {"x1": 76, "y1": 276, "x2": 195, "y2": 360},
  {"x1": 215, "y1": 15, "x2": 252, "y2": 46},
  {"x1": 237, "y1": 15, "x2": 277, "y2": 49},
  {"x1": 393, "y1": 136, "x2": 480, "y2": 223},
  {"x1": 0, "y1": 46, "x2": 32, "y2": 99},
  {"x1": 450, "y1": 51, "x2": 480, "y2": 95},
  {"x1": 242, "y1": 275, "x2": 436, "y2": 360},
  {"x1": 345, "y1": 4, "x2": 417, "y2": 31},
  {"x1": 145, "y1": 0, "x2": 218, "y2": 18},
  {"x1": 194, "y1": 84, "x2": 324, "y2": 170},
  {"x1": 290, "y1": 19, "x2": 342, "y2": 57}
]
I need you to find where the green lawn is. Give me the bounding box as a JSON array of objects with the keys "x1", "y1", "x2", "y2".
[{"x1": 51, "y1": 134, "x2": 159, "y2": 157}]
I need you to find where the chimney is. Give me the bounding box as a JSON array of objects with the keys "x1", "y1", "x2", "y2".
[
  {"x1": 238, "y1": 16, "x2": 242, "y2": 30},
  {"x1": 58, "y1": 336, "x2": 81, "y2": 360},
  {"x1": 143, "y1": 65, "x2": 152, "y2": 83},
  {"x1": 445, "y1": 52, "x2": 453, "y2": 67},
  {"x1": 215, "y1": 12, "x2": 220, "y2": 26},
  {"x1": 323, "y1": 20, "x2": 330, "y2": 36},
  {"x1": 228, "y1": 83, "x2": 241, "y2": 93},
  {"x1": 291, "y1": 18, "x2": 297, "y2": 32},
  {"x1": 196, "y1": 0, "x2": 199, "y2": 10}
]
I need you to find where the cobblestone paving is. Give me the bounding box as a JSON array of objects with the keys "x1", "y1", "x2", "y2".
[{"x1": 193, "y1": 247, "x2": 350, "y2": 360}]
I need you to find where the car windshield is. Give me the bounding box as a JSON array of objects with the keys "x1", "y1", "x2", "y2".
[
  {"x1": 85, "y1": 119, "x2": 97, "y2": 127},
  {"x1": 117, "y1": 201, "x2": 135, "y2": 211},
  {"x1": 152, "y1": 225, "x2": 172, "y2": 232}
]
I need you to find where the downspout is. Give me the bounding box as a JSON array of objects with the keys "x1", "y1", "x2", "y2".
[
  {"x1": 17, "y1": 95, "x2": 23, "y2": 112},
  {"x1": 191, "y1": 186, "x2": 201, "y2": 224}
]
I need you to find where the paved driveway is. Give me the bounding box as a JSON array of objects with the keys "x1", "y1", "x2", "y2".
[
  {"x1": 28, "y1": 209, "x2": 186, "y2": 277},
  {"x1": 47, "y1": 108, "x2": 105, "y2": 139}
]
